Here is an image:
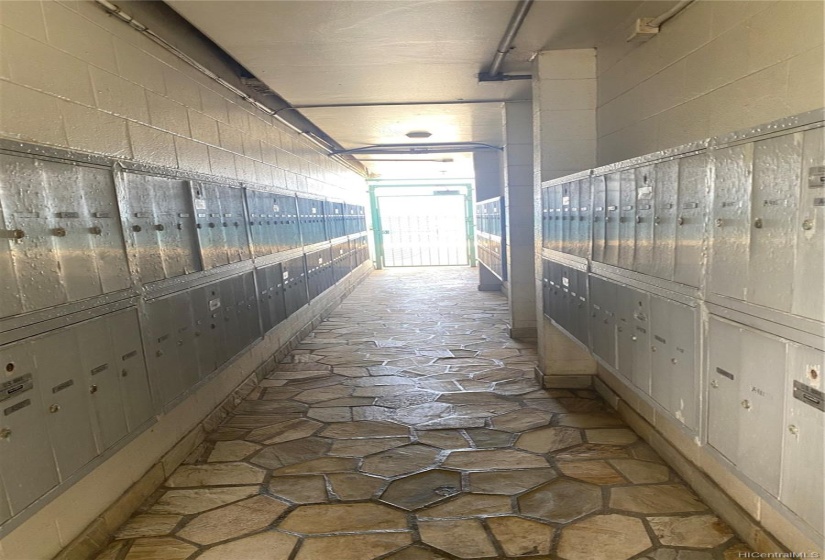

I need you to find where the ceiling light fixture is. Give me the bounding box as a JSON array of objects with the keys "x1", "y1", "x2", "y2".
[{"x1": 406, "y1": 131, "x2": 432, "y2": 139}]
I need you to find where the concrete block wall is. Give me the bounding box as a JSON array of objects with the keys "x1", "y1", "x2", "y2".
[
  {"x1": 0, "y1": 0, "x2": 365, "y2": 198},
  {"x1": 0, "y1": 1, "x2": 368, "y2": 557},
  {"x1": 596, "y1": 0, "x2": 825, "y2": 164}
]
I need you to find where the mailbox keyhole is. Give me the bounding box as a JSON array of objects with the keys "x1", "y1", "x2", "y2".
[
  {"x1": 810, "y1": 369, "x2": 819, "y2": 381},
  {"x1": 5, "y1": 363, "x2": 14, "y2": 373}
]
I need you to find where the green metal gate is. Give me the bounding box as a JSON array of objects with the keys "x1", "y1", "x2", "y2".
[{"x1": 370, "y1": 184, "x2": 475, "y2": 269}]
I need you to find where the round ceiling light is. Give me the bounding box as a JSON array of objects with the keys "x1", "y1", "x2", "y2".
[{"x1": 406, "y1": 130, "x2": 432, "y2": 139}]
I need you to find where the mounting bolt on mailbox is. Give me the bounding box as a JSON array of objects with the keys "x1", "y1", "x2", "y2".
[
  {"x1": 89, "y1": 384, "x2": 98, "y2": 394},
  {"x1": 754, "y1": 218, "x2": 763, "y2": 229},
  {"x1": 0, "y1": 428, "x2": 11, "y2": 440},
  {"x1": 741, "y1": 399, "x2": 752, "y2": 410},
  {"x1": 49, "y1": 404, "x2": 60, "y2": 413},
  {"x1": 788, "y1": 424, "x2": 799, "y2": 435}
]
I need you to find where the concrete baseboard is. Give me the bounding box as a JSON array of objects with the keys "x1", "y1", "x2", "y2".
[
  {"x1": 477, "y1": 283, "x2": 503, "y2": 292},
  {"x1": 51, "y1": 265, "x2": 372, "y2": 560},
  {"x1": 508, "y1": 326, "x2": 537, "y2": 340}
]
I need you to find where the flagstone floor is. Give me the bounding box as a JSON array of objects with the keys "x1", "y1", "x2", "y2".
[{"x1": 96, "y1": 267, "x2": 750, "y2": 560}]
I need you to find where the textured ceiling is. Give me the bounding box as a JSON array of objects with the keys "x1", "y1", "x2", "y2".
[{"x1": 168, "y1": 0, "x2": 645, "y2": 178}]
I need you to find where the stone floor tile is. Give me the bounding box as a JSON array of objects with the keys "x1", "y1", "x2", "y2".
[
  {"x1": 251, "y1": 437, "x2": 330, "y2": 469},
  {"x1": 279, "y1": 503, "x2": 408, "y2": 533},
  {"x1": 295, "y1": 533, "x2": 413, "y2": 560},
  {"x1": 207, "y1": 440, "x2": 261, "y2": 462},
  {"x1": 463, "y1": 428, "x2": 514, "y2": 448},
  {"x1": 491, "y1": 408, "x2": 554, "y2": 432},
  {"x1": 328, "y1": 472, "x2": 386, "y2": 500},
  {"x1": 488, "y1": 516, "x2": 555, "y2": 556},
  {"x1": 362, "y1": 444, "x2": 441, "y2": 476},
  {"x1": 114, "y1": 514, "x2": 182, "y2": 539},
  {"x1": 307, "y1": 406, "x2": 354, "y2": 422},
  {"x1": 586, "y1": 428, "x2": 639, "y2": 445},
  {"x1": 123, "y1": 537, "x2": 196, "y2": 560},
  {"x1": 610, "y1": 484, "x2": 708, "y2": 514},
  {"x1": 321, "y1": 420, "x2": 410, "y2": 438},
  {"x1": 417, "y1": 493, "x2": 512, "y2": 518},
  {"x1": 415, "y1": 430, "x2": 469, "y2": 449},
  {"x1": 416, "y1": 416, "x2": 486, "y2": 430},
  {"x1": 418, "y1": 519, "x2": 497, "y2": 559},
  {"x1": 515, "y1": 427, "x2": 583, "y2": 453},
  {"x1": 380, "y1": 469, "x2": 462, "y2": 510},
  {"x1": 248, "y1": 418, "x2": 323, "y2": 444},
  {"x1": 554, "y1": 443, "x2": 632, "y2": 460},
  {"x1": 271, "y1": 456, "x2": 359, "y2": 475},
  {"x1": 518, "y1": 479, "x2": 603, "y2": 523},
  {"x1": 644, "y1": 549, "x2": 716, "y2": 560},
  {"x1": 376, "y1": 392, "x2": 440, "y2": 408},
  {"x1": 165, "y1": 463, "x2": 265, "y2": 487},
  {"x1": 468, "y1": 468, "x2": 557, "y2": 495},
  {"x1": 557, "y1": 460, "x2": 627, "y2": 485},
  {"x1": 648, "y1": 515, "x2": 735, "y2": 548},
  {"x1": 609, "y1": 459, "x2": 671, "y2": 484},
  {"x1": 148, "y1": 487, "x2": 260, "y2": 515},
  {"x1": 176, "y1": 495, "x2": 289, "y2": 545},
  {"x1": 268, "y1": 475, "x2": 328, "y2": 503},
  {"x1": 443, "y1": 449, "x2": 550, "y2": 470},
  {"x1": 328, "y1": 436, "x2": 410, "y2": 457},
  {"x1": 382, "y1": 545, "x2": 450, "y2": 560},
  {"x1": 557, "y1": 413, "x2": 626, "y2": 428},
  {"x1": 196, "y1": 531, "x2": 298, "y2": 560},
  {"x1": 557, "y1": 514, "x2": 652, "y2": 560}
]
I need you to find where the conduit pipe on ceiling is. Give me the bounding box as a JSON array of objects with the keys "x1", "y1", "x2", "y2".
[
  {"x1": 478, "y1": 0, "x2": 534, "y2": 82},
  {"x1": 650, "y1": 0, "x2": 696, "y2": 27},
  {"x1": 92, "y1": 0, "x2": 366, "y2": 176}
]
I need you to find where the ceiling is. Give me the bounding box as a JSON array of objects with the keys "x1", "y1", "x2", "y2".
[{"x1": 167, "y1": 0, "x2": 645, "y2": 178}]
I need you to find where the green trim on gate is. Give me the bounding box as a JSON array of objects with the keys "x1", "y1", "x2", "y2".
[{"x1": 367, "y1": 182, "x2": 475, "y2": 270}]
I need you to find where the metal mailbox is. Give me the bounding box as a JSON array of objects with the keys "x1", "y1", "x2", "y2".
[
  {"x1": 106, "y1": 309, "x2": 153, "y2": 431},
  {"x1": 618, "y1": 169, "x2": 636, "y2": 271},
  {"x1": 604, "y1": 172, "x2": 621, "y2": 266},
  {"x1": 591, "y1": 175, "x2": 607, "y2": 263},
  {"x1": 674, "y1": 153, "x2": 709, "y2": 287},
  {"x1": 589, "y1": 274, "x2": 616, "y2": 368},
  {"x1": 283, "y1": 255, "x2": 309, "y2": 317},
  {"x1": 650, "y1": 159, "x2": 678, "y2": 282},
  {"x1": 257, "y1": 263, "x2": 287, "y2": 333},
  {"x1": 650, "y1": 296, "x2": 697, "y2": 429},
  {"x1": 299, "y1": 197, "x2": 326, "y2": 245},
  {"x1": 634, "y1": 165, "x2": 655, "y2": 276}
]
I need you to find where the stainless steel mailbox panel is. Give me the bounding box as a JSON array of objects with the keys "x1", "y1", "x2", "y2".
[
  {"x1": 651, "y1": 159, "x2": 678, "y2": 281},
  {"x1": 0, "y1": 154, "x2": 131, "y2": 316},
  {"x1": 604, "y1": 172, "x2": 620, "y2": 266},
  {"x1": 615, "y1": 284, "x2": 635, "y2": 380},
  {"x1": 618, "y1": 169, "x2": 636, "y2": 271},
  {"x1": 171, "y1": 291, "x2": 200, "y2": 391},
  {"x1": 123, "y1": 174, "x2": 165, "y2": 283},
  {"x1": 630, "y1": 289, "x2": 651, "y2": 395},
  {"x1": 107, "y1": 309, "x2": 153, "y2": 431},
  {"x1": 561, "y1": 183, "x2": 573, "y2": 255},
  {"x1": 76, "y1": 316, "x2": 128, "y2": 451},
  {"x1": 550, "y1": 186, "x2": 562, "y2": 252},
  {"x1": 35, "y1": 328, "x2": 98, "y2": 480},
  {"x1": 191, "y1": 284, "x2": 221, "y2": 378},
  {"x1": 257, "y1": 263, "x2": 287, "y2": 333},
  {"x1": 792, "y1": 127, "x2": 825, "y2": 323},
  {"x1": 541, "y1": 187, "x2": 550, "y2": 249},
  {"x1": 218, "y1": 186, "x2": 251, "y2": 264},
  {"x1": 707, "y1": 316, "x2": 743, "y2": 465},
  {"x1": 782, "y1": 342, "x2": 824, "y2": 531},
  {"x1": 0, "y1": 344, "x2": 58, "y2": 514},
  {"x1": 709, "y1": 144, "x2": 753, "y2": 301},
  {"x1": 650, "y1": 296, "x2": 697, "y2": 429},
  {"x1": 589, "y1": 275, "x2": 616, "y2": 368},
  {"x1": 592, "y1": 176, "x2": 606, "y2": 263},
  {"x1": 634, "y1": 165, "x2": 655, "y2": 276},
  {"x1": 738, "y1": 326, "x2": 785, "y2": 495},
  {"x1": 145, "y1": 294, "x2": 186, "y2": 406},
  {"x1": 674, "y1": 153, "x2": 709, "y2": 287},
  {"x1": 749, "y1": 133, "x2": 802, "y2": 313},
  {"x1": 192, "y1": 183, "x2": 228, "y2": 270},
  {"x1": 707, "y1": 316, "x2": 785, "y2": 495}
]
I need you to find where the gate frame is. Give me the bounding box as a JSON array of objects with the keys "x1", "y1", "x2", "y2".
[{"x1": 368, "y1": 181, "x2": 476, "y2": 270}]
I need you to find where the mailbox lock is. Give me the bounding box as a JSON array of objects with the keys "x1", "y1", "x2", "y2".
[
  {"x1": 53, "y1": 227, "x2": 67, "y2": 237},
  {"x1": 631, "y1": 335, "x2": 638, "y2": 341},
  {"x1": 741, "y1": 399, "x2": 752, "y2": 410},
  {"x1": 715, "y1": 218, "x2": 723, "y2": 228},
  {"x1": 11, "y1": 228, "x2": 26, "y2": 240},
  {"x1": 651, "y1": 346, "x2": 657, "y2": 352},
  {"x1": 802, "y1": 219, "x2": 813, "y2": 231},
  {"x1": 635, "y1": 216, "x2": 642, "y2": 224},
  {"x1": 155, "y1": 224, "x2": 165, "y2": 231},
  {"x1": 754, "y1": 218, "x2": 763, "y2": 229},
  {"x1": 89, "y1": 225, "x2": 103, "y2": 235},
  {"x1": 89, "y1": 384, "x2": 98, "y2": 394},
  {"x1": 121, "y1": 369, "x2": 128, "y2": 378},
  {"x1": 208, "y1": 222, "x2": 216, "y2": 228},
  {"x1": 671, "y1": 358, "x2": 678, "y2": 364},
  {"x1": 788, "y1": 424, "x2": 799, "y2": 435},
  {"x1": 0, "y1": 427, "x2": 11, "y2": 440},
  {"x1": 711, "y1": 380, "x2": 719, "y2": 388},
  {"x1": 677, "y1": 216, "x2": 685, "y2": 226},
  {"x1": 132, "y1": 225, "x2": 142, "y2": 232},
  {"x1": 654, "y1": 216, "x2": 661, "y2": 225},
  {"x1": 49, "y1": 404, "x2": 60, "y2": 413}
]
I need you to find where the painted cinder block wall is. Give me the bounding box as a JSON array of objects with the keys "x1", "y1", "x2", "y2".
[{"x1": 0, "y1": 1, "x2": 368, "y2": 558}]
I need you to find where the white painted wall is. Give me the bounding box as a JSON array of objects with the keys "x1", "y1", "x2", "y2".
[{"x1": 596, "y1": 0, "x2": 825, "y2": 165}]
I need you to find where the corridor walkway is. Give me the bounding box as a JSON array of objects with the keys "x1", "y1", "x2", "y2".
[{"x1": 96, "y1": 268, "x2": 749, "y2": 560}]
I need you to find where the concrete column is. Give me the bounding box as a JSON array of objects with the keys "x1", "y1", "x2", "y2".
[
  {"x1": 532, "y1": 49, "x2": 599, "y2": 388},
  {"x1": 473, "y1": 150, "x2": 504, "y2": 291},
  {"x1": 503, "y1": 101, "x2": 536, "y2": 339}
]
